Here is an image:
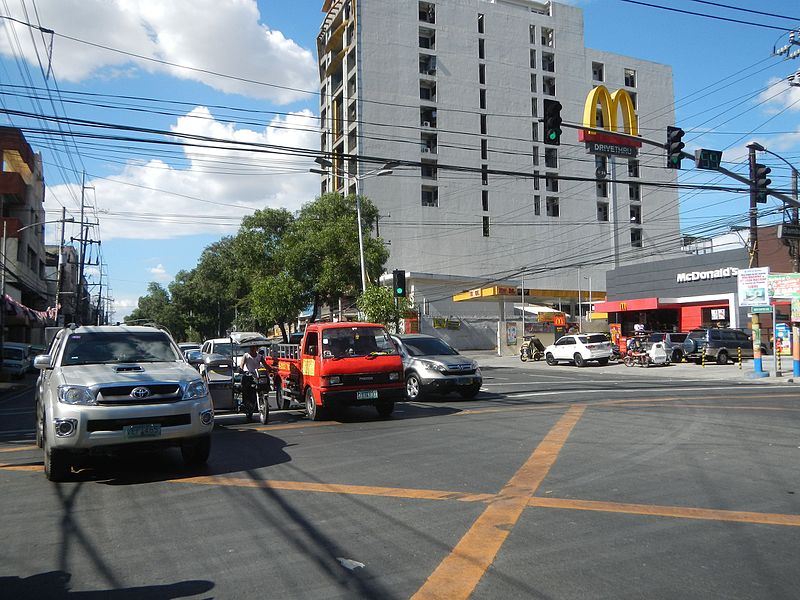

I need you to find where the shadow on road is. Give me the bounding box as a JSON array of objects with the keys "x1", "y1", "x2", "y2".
[{"x1": 0, "y1": 571, "x2": 213, "y2": 599}]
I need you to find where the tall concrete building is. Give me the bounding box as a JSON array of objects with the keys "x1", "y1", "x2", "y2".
[{"x1": 317, "y1": 0, "x2": 681, "y2": 323}]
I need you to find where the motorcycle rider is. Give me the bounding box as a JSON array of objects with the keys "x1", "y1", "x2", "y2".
[{"x1": 238, "y1": 345, "x2": 266, "y2": 416}]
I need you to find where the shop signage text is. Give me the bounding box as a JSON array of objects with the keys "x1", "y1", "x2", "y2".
[{"x1": 676, "y1": 266, "x2": 739, "y2": 283}]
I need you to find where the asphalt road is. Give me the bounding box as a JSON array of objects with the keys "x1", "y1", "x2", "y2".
[{"x1": 1, "y1": 366, "x2": 799, "y2": 599}]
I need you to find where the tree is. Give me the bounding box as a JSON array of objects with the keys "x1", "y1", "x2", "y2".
[
  {"x1": 247, "y1": 272, "x2": 307, "y2": 341},
  {"x1": 281, "y1": 192, "x2": 389, "y2": 321},
  {"x1": 356, "y1": 285, "x2": 414, "y2": 333},
  {"x1": 125, "y1": 282, "x2": 184, "y2": 339}
]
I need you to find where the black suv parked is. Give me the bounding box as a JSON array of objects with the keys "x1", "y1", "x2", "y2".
[{"x1": 682, "y1": 328, "x2": 768, "y2": 365}]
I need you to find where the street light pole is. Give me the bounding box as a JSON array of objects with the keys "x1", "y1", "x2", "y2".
[{"x1": 354, "y1": 175, "x2": 368, "y2": 292}]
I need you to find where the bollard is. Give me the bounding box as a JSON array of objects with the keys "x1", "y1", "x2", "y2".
[
  {"x1": 776, "y1": 338, "x2": 782, "y2": 376},
  {"x1": 701, "y1": 349, "x2": 706, "y2": 368},
  {"x1": 737, "y1": 346, "x2": 742, "y2": 370}
]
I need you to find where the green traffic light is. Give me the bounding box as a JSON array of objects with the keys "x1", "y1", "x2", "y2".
[
  {"x1": 396, "y1": 287, "x2": 403, "y2": 294},
  {"x1": 548, "y1": 131, "x2": 557, "y2": 140}
]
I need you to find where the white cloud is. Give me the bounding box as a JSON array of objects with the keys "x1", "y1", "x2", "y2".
[
  {"x1": 758, "y1": 77, "x2": 800, "y2": 114},
  {"x1": 46, "y1": 107, "x2": 321, "y2": 240},
  {"x1": 148, "y1": 264, "x2": 169, "y2": 281},
  {"x1": 111, "y1": 295, "x2": 139, "y2": 322},
  {"x1": 0, "y1": 0, "x2": 316, "y2": 102}
]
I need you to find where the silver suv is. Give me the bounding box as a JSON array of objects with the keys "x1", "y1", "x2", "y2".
[
  {"x1": 390, "y1": 334, "x2": 482, "y2": 400},
  {"x1": 34, "y1": 325, "x2": 214, "y2": 481}
]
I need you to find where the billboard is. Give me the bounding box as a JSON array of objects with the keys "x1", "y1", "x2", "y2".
[{"x1": 737, "y1": 267, "x2": 770, "y2": 307}]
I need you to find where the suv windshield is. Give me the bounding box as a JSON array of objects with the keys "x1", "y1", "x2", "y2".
[
  {"x1": 322, "y1": 327, "x2": 396, "y2": 358},
  {"x1": 61, "y1": 331, "x2": 182, "y2": 366},
  {"x1": 402, "y1": 337, "x2": 458, "y2": 357}
]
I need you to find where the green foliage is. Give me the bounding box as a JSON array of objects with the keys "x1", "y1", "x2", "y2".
[
  {"x1": 125, "y1": 282, "x2": 184, "y2": 339},
  {"x1": 356, "y1": 285, "x2": 413, "y2": 333}
]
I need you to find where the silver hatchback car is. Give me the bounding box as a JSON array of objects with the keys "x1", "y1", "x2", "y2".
[
  {"x1": 34, "y1": 325, "x2": 214, "y2": 481},
  {"x1": 390, "y1": 334, "x2": 482, "y2": 400}
]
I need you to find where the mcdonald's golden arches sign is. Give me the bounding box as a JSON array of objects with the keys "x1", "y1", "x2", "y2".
[{"x1": 578, "y1": 85, "x2": 642, "y2": 157}]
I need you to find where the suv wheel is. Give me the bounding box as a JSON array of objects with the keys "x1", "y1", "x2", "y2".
[
  {"x1": 406, "y1": 373, "x2": 424, "y2": 401},
  {"x1": 716, "y1": 350, "x2": 729, "y2": 365},
  {"x1": 43, "y1": 425, "x2": 71, "y2": 482},
  {"x1": 574, "y1": 353, "x2": 586, "y2": 367},
  {"x1": 545, "y1": 353, "x2": 557, "y2": 366},
  {"x1": 181, "y1": 435, "x2": 211, "y2": 467}
]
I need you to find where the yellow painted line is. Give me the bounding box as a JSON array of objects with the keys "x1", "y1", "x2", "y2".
[
  {"x1": 529, "y1": 497, "x2": 800, "y2": 527},
  {"x1": 0, "y1": 464, "x2": 41, "y2": 472},
  {"x1": 170, "y1": 475, "x2": 495, "y2": 503},
  {"x1": 412, "y1": 405, "x2": 586, "y2": 600},
  {"x1": 250, "y1": 421, "x2": 343, "y2": 432},
  {"x1": 0, "y1": 445, "x2": 37, "y2": 453}
]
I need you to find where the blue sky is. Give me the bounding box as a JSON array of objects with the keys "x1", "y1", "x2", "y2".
[{"x1": 1, "y1": 0, "x2": 799, "y2": 320}]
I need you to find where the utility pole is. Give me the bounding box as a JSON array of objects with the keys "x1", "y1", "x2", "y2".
[
  {"x1": 55, "y1": 206, "x2": 66, "y2": 326},
  {"x1": 76, "y1": 172, "x2": 87, "y2": 325},
  {"x1": 747, "y1": 143, "x2": 768, "y2": 377}
]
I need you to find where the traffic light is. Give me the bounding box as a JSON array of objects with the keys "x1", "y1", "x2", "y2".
[
  {"x1": 543, "y1": 99, "x2": 563, "y2": 146},
  {"x1": 666, "y1": 126, "x2": 685, "y2": 169},
  {"x1": 753, "y1": 163, "x2": 772, "y2": 203},
  {"x1": 392, "y1": 269, "x2": 407, "y2": 297}
]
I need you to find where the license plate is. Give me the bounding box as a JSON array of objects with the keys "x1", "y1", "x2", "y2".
[
  {"x1": 357, "y1": 390, "x2": 379, "y2": 400},
  {"x1": 124, "y1": 424, "x2": 161, "y2": 438},
  {"x1": 457, "y1": 377, "x2": 473, "y2": 385}
]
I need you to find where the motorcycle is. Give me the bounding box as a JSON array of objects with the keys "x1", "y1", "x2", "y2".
[
  {"x1": 608, "y1": 343, "x2": 622, "y2": 364},
  {"x1": 623, "y1": 341, "x2": 670, "y2": 368},
  {"x1": 235, "y1": 367, "x2": 272, "y2": 424},
  {"x1": 519, "y1": 336, "x2": 546, "y2": 362}
]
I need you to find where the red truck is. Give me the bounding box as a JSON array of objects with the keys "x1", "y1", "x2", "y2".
[{"x1": 268, "y1": 322, "x2": 405, "y2": 420}]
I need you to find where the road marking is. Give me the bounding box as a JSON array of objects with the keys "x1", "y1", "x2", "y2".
[
  {"x1": 0, "y1": 464, "x2": 40, "y2": 471},
  {"x1": 250, "y1": 421, "x2": 343, "y2": 432},
  {"x1": 0, "y1": 444, "x2": 37, "y2": 453},
  {"x1": 529, "y1": 497, "x2": 800, "y2": 527},
  {"x1": 411, "y1": 405, "x2": 585, "y2": 600},
  {"x1": 169, "y1": 475, "x2": 496, "y2": 503},
  {"x1": 606, "y1": 403, "x2": 800, "y2": 412}
]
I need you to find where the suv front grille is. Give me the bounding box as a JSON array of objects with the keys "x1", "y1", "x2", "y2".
[
  {"x1": 444, "y1": 363, "x2": 476, "y2": 375},
  {"x1": 87, "y1": 414, "x2": 191, "y2": 432},
  {"x1": 96, "y1": 384, "x2": 182, "y2": 405}
]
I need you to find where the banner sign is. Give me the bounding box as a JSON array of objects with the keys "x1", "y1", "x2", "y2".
[
  {"x1": 768, "y1": 273, "x2": 800, "y2": 299},
  {"x1": 506, "y1": 322, "x2": 518, "y2": 346},
  {"x1": 737, "y1": 267, "x2": 770, "y2": 307}
]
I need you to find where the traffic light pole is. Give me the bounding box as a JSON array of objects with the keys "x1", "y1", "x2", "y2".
[{"x1": 747, "y1": 143, "x2": 768, "y2": 378}]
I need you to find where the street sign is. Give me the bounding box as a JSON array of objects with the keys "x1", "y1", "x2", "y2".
[
  {"x1": 751, "y1": 306, "x2": 772, "y2": 313},
  {"x1": 777, "y1": 223, "x2": 800, "y2": 240},
  {"x1": 694, "y1": 148, "x2": 723, "y2": 170}
]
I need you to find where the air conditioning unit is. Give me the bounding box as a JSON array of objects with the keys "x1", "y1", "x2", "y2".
[
  {"x1": 422, "y1": 147, "x2": 430, "y2": 153},
  {"x1": 422, "y1": 121, "x2": 431, "y2": 127}
]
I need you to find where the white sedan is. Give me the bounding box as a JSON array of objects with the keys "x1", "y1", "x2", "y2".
[{"x1": 544, "y1": 334, "x2": 612, "y2": 367}]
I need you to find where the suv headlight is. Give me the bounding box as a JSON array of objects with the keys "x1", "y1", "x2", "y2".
[
  {"x1": 419, "y1": 359, "x2": 447, "y2": 373},
  {"x1": 58, "y1": 385, "x2": 96, "y2": 405},
  {"x1": 183, "y1": 379, "x2": 208, "y2": 400}
]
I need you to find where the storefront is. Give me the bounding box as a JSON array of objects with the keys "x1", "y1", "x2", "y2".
[{"x1": 594, "y1": 249, "x2": 750, "y2": 335}]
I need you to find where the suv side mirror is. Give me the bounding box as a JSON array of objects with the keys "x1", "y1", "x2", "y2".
[{"x1": 33, "y1": 355, "x2": 52, "y2": 370}]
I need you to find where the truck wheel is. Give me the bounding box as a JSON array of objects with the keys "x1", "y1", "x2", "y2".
[
  {"x1": 305, "y1": 388, "x2": 325, "y2": 421},
  {"x1": 376, "y1": 402, "x2": 395, "y2": 418},
  {"x1": 275, "y1": 379, "x2": 290, "y2": 410},
  {"x1": 406, "y1": 373, "x2": 424, "y2": 401},
  {"x1": 258, "y1": 393, "x2": 269, "y2": 425},
  {"x1": 181, "y1": 435, "x2": 211, "y2": 467},
  {"x1": 43, "y1": 425, "x2": 70, "y2": 482}
]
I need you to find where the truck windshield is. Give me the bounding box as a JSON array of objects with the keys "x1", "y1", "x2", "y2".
[
  {"x1": 321, "y1": 327, "x2": 396, "y2": 358},
  {"x1": 61, "y1": 332, "x2": 182, "y2": 366}
]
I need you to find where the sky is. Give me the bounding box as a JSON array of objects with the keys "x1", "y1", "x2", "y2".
[{"x1": 1, "y1": 0, "x2": 800, "y2": 321}]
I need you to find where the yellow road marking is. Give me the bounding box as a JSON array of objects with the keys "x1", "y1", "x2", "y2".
[
  {"x1": 411, "y1": 405, "x2": 586, "y2": 600},
  {"x1": 0, "y1": 464, "x2": 41, "y2": 471},
  {"x1": 250, "y1": 421, "x2": 343, "y2": 432},
  {"x1": 171, "y1": 475, "x2": 495, "y2": 503},
  {"x1": 0, "y1": 445, "x2": 37, "y2": 453},
  {"x1": 529, "y1": 497, "x2": 800, "y2": 527}
]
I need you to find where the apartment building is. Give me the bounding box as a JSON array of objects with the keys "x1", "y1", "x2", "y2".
[{"x1": 317, "y1": 0, "x2": 681, "y2": 319}]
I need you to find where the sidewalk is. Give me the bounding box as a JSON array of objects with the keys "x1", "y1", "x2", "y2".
[{"x1": 462, "y1": 350, "x2": 800, "y2": 384}]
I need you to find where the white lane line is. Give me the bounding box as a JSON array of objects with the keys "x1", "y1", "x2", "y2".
[{"x1": 506, "y1": 385, "x2": 798, "y2": 399}]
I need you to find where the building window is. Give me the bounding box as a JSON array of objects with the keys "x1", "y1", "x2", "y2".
[
  {"x1": 531, "y1": 97, "x2": 538, "y2": 117},
  {"x1": 421, "y1": 107, "x2": 437, "y2": 127},
  {"x1": 482, "y1": 164, "x2": 488, "y2": 185},
  {"x1": 532, "y1": 146, "x2": 539, "y2": 166},
  {"x1": 421, "y1": 160, "x2": 438, "y2": 180},
  {"x1": 546, "y1": 196, "x2": 559, "y2": 217},
  {"x1": 530, "y1": 48, "x2": 537, "y2": 69},
  {"x1": 534, "y1": 195, "x2": 541, "y2": 216},
  {"x1": 631, "y1": 227, "x2": 643, "y2": 248},
  {"x1": 629, "y1": 183, "x2": 641, "y2": 201},
  {"x1": 482, "y1": 190, "x2": 489, "y2": 211},
  {"x1": 592, "y1": 62, "x2": 604, "y2": 81},
  {"x1": 596, "y1": 181, "x2": 608, "y2": 198},
  {"x1": 478, "y1": 38, "x2": 485, "y2": 59},
  {"x1": 481, "y1": 138, "x2": 488, "y2": 160},
  {"x1": 419, "y1": 27, "x2": 435, "y2": 50},
  {"x1": 420, "y1": 54, "x2": 436, "y2": 75},
  {"x1": 630, "y1": 205, "x2": 641, "y2": 224},
  {"x1": 419, "y1": 1, "x2": 435, "y2": 24},
  {"x1": 597, "y1": 202, "x2": 609, "y2": 222},
  {"x1": 420, "y1": 81, "x2": 436, "y2": 102},
  {"x1": 533, "y1": 170, "x2": 540, "y2": 190},
  {"x1": 628, "y1": 159, "x2": 640, "y2": 178},
  {"x1": 479, "y1": 63, "x2": 486, "y2": 84},
  {"x1": 422, "y1": 186, "x2": 438, "y2": 207},
  {"x1": 542, "y1": 77, "x2": 556, "y2": 96},
  {"x1": 532, "y1": 122, "x2": 539, "y2": 141},
  {"x1": 529, "y1": 24, "x2": 536, "y2": 45},
  {"x1": 480, "y1": 114, "x2": 487, "y2": 134},
  {"x1": 628, "y1": 90, "x2": 637, "y2": 109},
  {"x1": 482, "y1": 216, "x2": 490, "y2": 237},
  {"x1": 479, "y1": 88, "x2": 486, "y2": 109},
  {"x1": 624, "y1": 68, "x2": 637, "y2": 87},
  {"x1": 545, "y1": 148, "x2": 557, "y2": 168},
  {"x1": 530, "y1": 73, "x2": 537, "y2": 93},
  {"x1": 542, "y1": 52, "x2": 555, "y2": 72},
  {"x1": 478, "y1": 13, "x2": 485, "y2": 34},
  {"x1": 421, "y1": 132, "x2": 437, "y2": 153},
  {"x1": 545, "y1": 173, "x2": 558, "y2": 192},
  {"x1": 541, "y1": 27, "x2": 554, "y2": 47}
]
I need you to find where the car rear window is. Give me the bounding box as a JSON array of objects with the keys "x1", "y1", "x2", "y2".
[
  {"x1": 648, "y1": 334, "x2": 664, "y2": 342},
  {"x1": 688, "y1": 331, "x2": 706, "y2": 341},
  {"x1": 585, "y1": 334, "x2": 608, "y2": 344},
  {"x1": 669, "y1": 334, "x2": 687, "y2": 342}
]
